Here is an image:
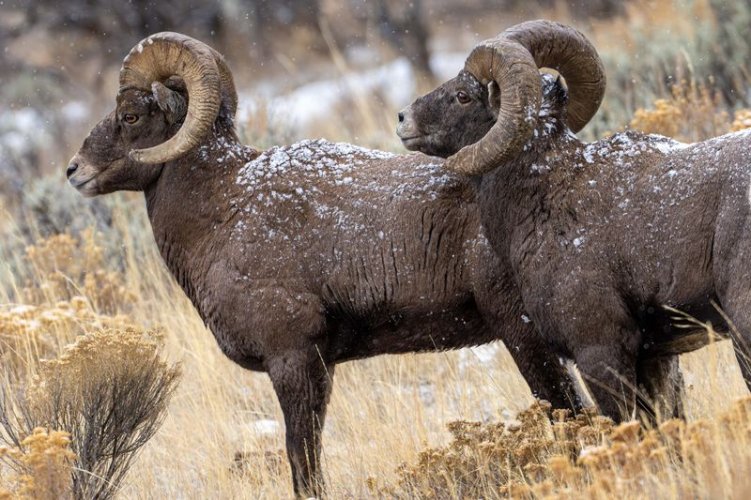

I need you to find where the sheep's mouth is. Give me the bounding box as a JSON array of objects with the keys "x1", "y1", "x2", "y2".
[
  {"x1": 70, "y1": 177, "x2": 92, "y2": 189},
  {"x1": 400, "y1": 135, "x2": 428, "y2": 151},
  {"x1": 69, "y1": 177, "x2": 99, "y2": 197}
]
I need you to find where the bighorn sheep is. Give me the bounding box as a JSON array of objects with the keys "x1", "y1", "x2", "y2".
[
  {"x1": 67, "y1": 32, "x2": 589, "y2": 496},
  {"x1": 398, "y1": 19, "x2": 751, "y2": 420}
]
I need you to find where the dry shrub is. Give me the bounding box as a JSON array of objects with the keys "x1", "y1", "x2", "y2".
[
  {"x1": 384, "y1": 401, "x2": 613, "y2": 498},
  {"x1": 629, "y1": 79, "x2": 730, "y2": 142},
  {"x1": 387, "y1": 397, "x2": 751, "y2": 498},
  {"x1": 1, "y1": 328, "x2": 181, "y2": 499},
  {"x1": 0, "y1": 298, "x2": 134, "y2": 378},
  {"x1": 22, "y1": 229, "x2": 135, "y2": 314},
  {"x1": 0, "y1": 428, "x2": 76, "y2": 500},
  {"x1": 731, "y1": 109, "x2": 751, "y2": 132}
]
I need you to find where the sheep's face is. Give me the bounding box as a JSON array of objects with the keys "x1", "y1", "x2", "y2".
[
  {"x1": 397, "y1": 70, "x2": 499, "y2": 158},
  {"x1": 67, "y1": 82, "x2": 186, "y2": 197}
]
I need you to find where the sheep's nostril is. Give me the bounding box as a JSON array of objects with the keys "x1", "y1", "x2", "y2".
[
  {"x1": 66, "y1": 162, "x2": 79, "y2": 178},
  {"x1": 398, "y1": 112, "x2": 404, "y2": 123}
]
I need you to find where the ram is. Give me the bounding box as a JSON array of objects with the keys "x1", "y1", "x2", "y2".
[
  {"x1": 66, "y1": 32, "x2": 594, "y2": 496},
  {"x1": 399, "y1": 19, "x2": 751, "y2": 421}
]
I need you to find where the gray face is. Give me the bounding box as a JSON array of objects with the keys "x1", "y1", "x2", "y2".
[
  {"x1": 66, "y1": 84, "x2": 187, "y2": 196},
  {"x1": 396, "y1": 70, "x2": 499, "y2": 158}
]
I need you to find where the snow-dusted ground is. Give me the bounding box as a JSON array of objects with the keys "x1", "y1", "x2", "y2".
[
  {"x1": 0, "y1": 102, "x2": 89, "y2": 174},
  {"x1": 237, "y1": 52, "x2": 466, "y2": 133},
  {"x1": 0, "y1": 52, "x2": 465, "y2": 183}
]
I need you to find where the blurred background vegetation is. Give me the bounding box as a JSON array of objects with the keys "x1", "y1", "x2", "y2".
[
  {"x1": 1, "y1": 0, "x2": 750, "y2": 208},
  {"x1": 1, "y1": 1, "x2": 751, "y2": 498}
]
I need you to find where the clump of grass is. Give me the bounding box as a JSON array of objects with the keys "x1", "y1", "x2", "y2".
[
  {"x1": 21, "y1": 229, "x2": 135, "y2": 314},
  {"x1": 1, "y1": 328, "x2": 181, "y2": 499},
  {"x1": 0, "y1": 427, "x2": 76, "y2": 500},
  {"x1": 0, "y1": 298, "x2": 135, "y2": 381},
  {"x1": 386, "y1": 397, "x2": 751, "y2": 498},
  {"x1": 629, "y1": 79, "x2": 730, "y2": 141},
  {"x1": 381, "y1": 401, "x2": 612, "y2": 498},
  {"x1": 731, "y1": 109, "x2": 751, "y2": 132}
]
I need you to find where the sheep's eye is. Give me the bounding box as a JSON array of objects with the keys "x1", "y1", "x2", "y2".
[
  {"x1": 456, "y1": 91, "x2": 471, "y2": 104},
  {"x1": 123, "y1": 113, "x2": 139, "y2": 124}
]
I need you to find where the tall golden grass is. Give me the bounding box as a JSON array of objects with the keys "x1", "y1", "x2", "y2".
[{"x1": 3, "y1": 220, "x2": 751, "y2": 499}]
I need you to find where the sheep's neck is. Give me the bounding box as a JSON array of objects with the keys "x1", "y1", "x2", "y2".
[
  {"x1": 483, "y1": 131, "x2": 581, "y2": 262},
  {"x1": 143, "y1": 130, "x2": 256, "y2": 306}
]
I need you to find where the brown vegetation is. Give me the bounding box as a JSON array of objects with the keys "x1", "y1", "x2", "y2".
[
  {"x1": 389, "y1": 397, "x2": 751, "y2": 498},
  {"x1": 2, "y1": 0, "x2": 751, "y2": 497},
  {"x1": 0, "y1": 428, "x2": 76, "y2": 500},
  {"x1": 1, "y1": 320, "x2": 180, "y2": 498}
]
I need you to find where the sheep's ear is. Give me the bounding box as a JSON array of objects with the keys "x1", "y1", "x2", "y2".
[
  {"x1": 151, "y1": 81, "x2": 187, "y2": 125},
  {"x1": 487, "y1": 81, "x2": 500, "y2": 118}
]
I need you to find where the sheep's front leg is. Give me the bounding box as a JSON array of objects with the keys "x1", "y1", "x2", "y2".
[
  {"x1": 476, "y1": 281, "x2": 581, "y2": 412},
  {"x1": 574, "y1": 336, "x2": 639, "y2": 422},
  {"x1": 268, "y1": 349, "x2": 334, "y2": 498},
  {"x1": 249, "y1": 287, "x2": 333, "y2": 497},
  {"x1": 507, "y1": 334, "x2": 582, "y2": 412},
  {"x1": 538, "y1": 275, "x2": 641, "y2": 421}
]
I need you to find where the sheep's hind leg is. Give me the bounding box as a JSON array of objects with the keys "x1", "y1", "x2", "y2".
[
  {"x1": 716, "y1": 289, "x2": 751, "y2": 389},
  {"x1": 713, "y1": 230, "x2": 751, "y2": 390},
  {"x1": 267, "y1": 348, "x2": 334, "y2": 498}
]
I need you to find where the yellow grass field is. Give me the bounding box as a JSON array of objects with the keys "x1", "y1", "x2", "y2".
[{"x1": 2, "y1": 0, "x2": 751, "y2": 498}]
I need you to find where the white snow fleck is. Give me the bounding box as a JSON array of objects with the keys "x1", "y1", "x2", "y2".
[
  {"x1": 9, "y1": 304, "x2": 36, "y2": 315},
  {"x1": 583, "y1": 147, "x2": 596, "y2": 164},
  {"x1": 580, "y1": 445, "x2": 607, "y2": 459},
  {"x1": 470, "y1": 343, "x2": 500, "y2": 364},
  {"x1": 647, "y1": 134, "x2": 689, "y2": 153},
  {"x1": 241, "y1": 419, "x2": 280, "y2": 437},
  {"x1": 529, "y1": 163, "x2": 550, "y2": 174}
]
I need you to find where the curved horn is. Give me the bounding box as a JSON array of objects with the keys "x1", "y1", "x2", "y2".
[
  {"x1": 119, "y1": 32, "x2": 221, "y2": 164},
  {"x1": 503, "y1": 19, "x2": 606, "y2": 133},
  {"x1": 209, "y1": 46, "x2": 238, "y2": 117},
  {"x1": 444, "y1": 38, "x2": 542, "y2": 176}
]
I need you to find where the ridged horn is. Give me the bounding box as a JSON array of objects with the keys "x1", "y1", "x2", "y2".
[
  {"x1": 444, "y1": 38, "x2": 542, "y2": 176},
  {"x1": 445, "y1": 20, "x2": 605, "y2": 176},
  {"x1": 208, "y1": 46, "x2": 238, "y2": 117},
  {"x1": 503, "y1": 19, "x2": 606, "y2": 133},
  {"x1": 119, "y1": 32, "x2": 221, "y2": 164}
]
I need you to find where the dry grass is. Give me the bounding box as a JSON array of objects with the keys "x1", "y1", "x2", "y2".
[
  {"x1": 2, "y1": 178, "x2": 751, "y2": 499},
  {"x1": 389, "y1": 398, "x2": 751, "y2": 499},
  {"x1": 731, "y1": 109, "x2": 751, "y2": 132},
  {"x1": 21, "y1": 229, "x2": 136, "y2": 314},
  {"x1": 2, "y1": 2, "x2": 751, "y2": 498},
  {"x1": 628, "y1": 79, "x2": 751, "y2": 142},
  {"x1": 629, "y1": 80, "x2": 731, "y2": 141}
]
